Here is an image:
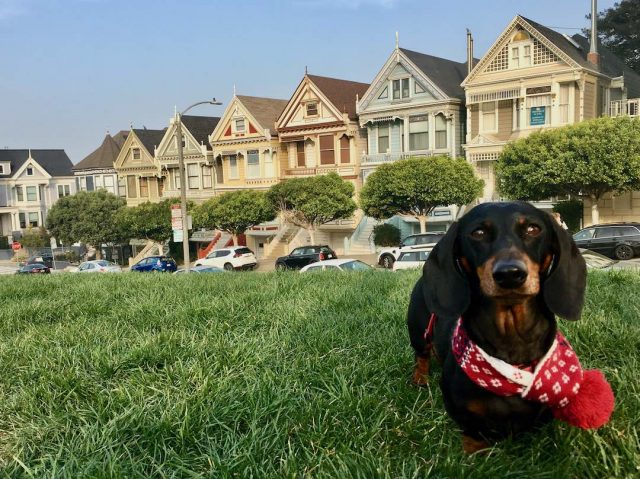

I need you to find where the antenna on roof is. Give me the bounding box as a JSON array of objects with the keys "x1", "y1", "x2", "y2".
[
  {"x1": 395, "y1": 31, "x2": 399, "y2": 49},
  {"x1": 305, "y1": 65, "x2": 308, "y2": 75},
  {"x1": 233, "y1": 84, "x2": 236, "y2": 96}
]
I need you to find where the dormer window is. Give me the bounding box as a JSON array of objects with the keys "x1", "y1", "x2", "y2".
[
  {"x1": 132, "y1": 148, "x2": 141, "y2": 160},
  {"x1": 306, "y1": 103, "x2": 318, "y2": 117},
  {"x1": 26, "y1": 166, "x2": 34, "y2": 176},
  {"x1": 392, "y1": 78, "x2": 410, "y2": 100},
  {"x1": 510, "y1": 30, "x2": 532, "y2": 69}
]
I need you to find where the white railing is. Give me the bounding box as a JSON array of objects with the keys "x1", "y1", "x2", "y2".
[
  {"x1": 362, "y1": 150, "x2": 434, "y2": 164},
  {"x1": 610, "y1": 99, "x2": 640, "y2": 117}
]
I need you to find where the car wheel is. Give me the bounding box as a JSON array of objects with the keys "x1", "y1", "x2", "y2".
[
  {"x1": 275, "y1": 263, "x2": 286, "y2": 271},
  {"x1": 380, "y1": 255, "x2": 395, "y2": 269},
  {"x1": 614, "y1": 244, "x2": 634, "y2": 260},
  {"x1": 223, "y1": 262, "x2": 234, "y2": 271}
]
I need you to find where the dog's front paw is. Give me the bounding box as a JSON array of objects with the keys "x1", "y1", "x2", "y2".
[
  {"x1": 462, "y1": 434, "x2": 491, "y2": 454},
  {"x1": 411, "y1": 356, "x2": 430, "y2": 386}
]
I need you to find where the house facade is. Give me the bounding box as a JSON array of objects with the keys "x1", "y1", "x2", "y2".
[
  {"x1": 357, "y1": 46, "x2": 470, "y2": 235},
  {"x1": 113, "y1": 128, "x2": 166, "y2": 206},
  {"x1": 72, "y1": 131, "x2": 128, "y2": 196},
  {"x1": 156, "y1": 115, "x2": 221, "y2": 204},
  {"x1": 0, "y1": 149, "x2": 75, "y2": 241},
  {"x1": 463, "y1": 15, "x2": 640, "y2": 223}
]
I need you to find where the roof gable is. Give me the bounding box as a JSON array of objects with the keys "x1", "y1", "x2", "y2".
[
  {"x1": 0, "y1": 150, "x2": 73, "y2": 179},
  {"x1": 156, "y1": 116, "x2": 219, "y2": 159},
  {"x1": 211, "y1": 95, "x2": 288, "y2": 144},
  {"x1": 72, "y1": 131, "x2": 128, "y2": 171},
  {"x1": 114, "y1": 130, "x2": 163, "y2": 170}
]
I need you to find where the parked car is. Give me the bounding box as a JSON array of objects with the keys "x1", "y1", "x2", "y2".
[
  {"x1": 130, "y1": 255, "x2": 177, "y2": 273},
  {"x1": 580, "y1": 248, "x2": 640, "y2": 271},
  {"x1": 73, "y1": 260, "x2": 122, "y2": 273},
  {"x1": 194, "y1": 246, "x2": 257, "y2": 271},
  {"x1": 573, "y1": 223, "x2": 640, "y2": 260},
  {"x1": 300, "y1": 259, "x2": 372, "y2": 272},
  {"x1": 23, "y1": 252, "x2": 54, "y2": 268},
  {"x1": 377, "y1": 232, "x2": 445, "y2": 269},
  {"x1": 392, "y1": 248, "x2": 431, "y2": 271},
  {"x1": 275, "y1": 245, "x2": 337, "y2": 270},
  {"x1": 174, "y1": 265, "x2": 226, "y2": 274},
  {"x1": 15, "y1": 263, "x2": 51, "y2": 274}
]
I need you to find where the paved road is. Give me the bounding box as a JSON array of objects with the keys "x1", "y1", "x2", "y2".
[{"x1": 0, "y1": 264, "x2": 18, "y2": 275}]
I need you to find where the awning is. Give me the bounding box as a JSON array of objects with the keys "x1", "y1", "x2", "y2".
[{"x1": 363, "y1": 116, "x2": 402, "y2": 125}]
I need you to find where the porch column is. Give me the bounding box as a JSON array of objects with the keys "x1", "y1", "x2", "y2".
[
  {"x1": 403, "y1": 116, "x2": 410, "y2": 152},
  {"x1": 428, "y1": 112, "x2": 436, "y2": 151},
  {"x1": 449, "y1": 114, "x2": 456, "y2": 157},
  {"x1": 198, "y1": 162, "x2": 204, "y2": 190},
  {"x1": 465, "y1": 106, "x2": 471, "y2": 144}
]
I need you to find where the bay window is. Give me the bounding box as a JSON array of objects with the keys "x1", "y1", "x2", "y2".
[
  {"x1": 247, "y1": 150, "x2": 260, "y2": 177},
  {"x1": 409, "y1": 116, "x2": 429, "y2": 150},
  {"x1": 435, "y1": 114, "x2": 447, "y2": 149},
  {"x1": 187, "y1": 163, "x2": 199, "y2": 188},
  {"x1": 377, "y1": 125, "x2": 389, "y2": 154}
]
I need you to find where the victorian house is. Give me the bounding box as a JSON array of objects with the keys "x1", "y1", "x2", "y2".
[
  {"x1": 0, "y1": 149, "x2": 75, "y2": 242},
  {"x1": 357, "y1": 45, "x2": 471, "y2": 236},
  {"x1": 463, "y1": 15, "x2": 640, "y2": 223},
  {"x1": 155, "y1": 115, "x2": 221, "y2": 204},
  {"x1": 113, "y1": 128, "x2": 166, "y2": 206},
  {"x1": 72, "y1": 131, "x2": 128, "y2": 196},
  {"x1": 261, "y1": 74, "x2": 370, "y2": 259}
]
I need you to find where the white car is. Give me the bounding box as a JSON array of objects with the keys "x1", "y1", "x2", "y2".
[
  {"x1": 73, "y1": 260, "x2": 122, "y2": 273},
  {"x1": 392, "y1": 248, "x2": 431, "y2": 271},
  {"x1": 300, "y1": 258, "x2": 373, "y2": 272},
  {"x1": 194, "y1": 246, "x2": 257, "y2": 271},
  {"x1": 377, "y1": 232, "x2": 445, "y2": 269}
]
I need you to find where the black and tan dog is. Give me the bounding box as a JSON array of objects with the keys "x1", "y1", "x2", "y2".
[{"x1": 407, "y1": 201, "x2": 586, "y2": 453}]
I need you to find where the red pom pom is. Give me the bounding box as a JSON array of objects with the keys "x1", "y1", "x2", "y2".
[{"x1": 553, "y1": 370, "x2": 615, "y2": 429}]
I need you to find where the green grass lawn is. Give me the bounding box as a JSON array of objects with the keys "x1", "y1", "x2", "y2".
[{"x1": 0, "y1": 270, "x2": 638, "y2": 478}]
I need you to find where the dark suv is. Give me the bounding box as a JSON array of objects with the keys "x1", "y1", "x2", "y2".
[
  {"x1": 377, "y1": 232, "x2": 446, "y2": 269},
  {"x1": 275, "y1": 245, "x2": 337, "y2": 270},
  {"x1": 573, "y1": 223, "x2": 640, "y2": 260},
  {"x1": 130, "y1": 255, "x2": 178, "y2": 272}
]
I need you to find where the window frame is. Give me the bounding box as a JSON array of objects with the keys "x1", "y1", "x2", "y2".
[
  {"x1": 26, "y1": 186, "x2": 37, "y2": 202},
  {"x1": 28, "y1": 212, "x2": 39, "y2": 227},
  {"x1": 229, "y1": 155, "x2": 239, "y2": 179},
  {"x1": 305, "y1": 102, "x2": 318, "y2": 117},
  {"x1": 132, "y1": 148, "x2": 141, "y2": 160},
  {"x1": 480, "y1": 101, "x2": 498, "y2": 133},
  {"x1": 246, "y1": 150, "x2": 260, "y2": 178},
  {"x1": 377, "y1": 125, "x2": 390, "y2": 154},
  {"x1": 187, "y1": 163, "x2": 200, "y2": 189}
]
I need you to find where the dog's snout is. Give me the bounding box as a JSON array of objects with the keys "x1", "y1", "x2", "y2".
[{"x1": 492, "y1": 259, "x2": 528, "y2": 289}]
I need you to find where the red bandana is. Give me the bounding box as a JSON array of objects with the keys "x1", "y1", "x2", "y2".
[{"x1": 449, "y1": 318, "x2": 615, "y2": 429}]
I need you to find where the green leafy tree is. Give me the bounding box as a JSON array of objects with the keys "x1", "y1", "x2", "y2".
[
  {"x1": 46, "y1": 190, "x2": 127, "y2": 258},
  {"x1": 267, "y1": 173, "x2": 357, "y2": 244},
  {"x1": 372, "y1": 223, "x2": 401, "y2": 247},
  {"x1": 20, "y1": 226, "x2": 50, "y2": 249},
  {"x1": 193, "y1": 190, "x2": 276, "y2": 246},
  {"x1": 360, "y1": 156, "x2": 484, "y2": 233},
  {"x1": 116, "y1": 199, "x2": 193, "y2": 244},
  {"x1": 587, "y1": 0, "x2": 640, "y2": 73},
  {"x1": 496, "y1": 116, "x2": 640, "y2": 224}
]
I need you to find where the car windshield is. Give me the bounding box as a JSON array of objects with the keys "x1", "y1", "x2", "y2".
[
  {"x1": 573, "y1": 228, "x2": 595, "y2": 241},
  {"x1": 340, "y1": 260, "x2": 372, "y2": 271}
]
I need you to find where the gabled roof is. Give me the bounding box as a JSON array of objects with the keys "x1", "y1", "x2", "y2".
[
  {"x1": 180, "y1": 116, "x2": 221, "y2": 149},
  {"x1": 131, "y1": 128, "x2": 166, "y2": 155},
  {"x1": 399, "y1": 48, "x2": 472, "y2": 100},
  {"x1": 306, "y1": 74, "x2": 370, "y2": 120},
  {"x1": 236, "y1": 95, "x2": 289, "y2": 131},
  {"x1": 72, "y1": 131, "x2": 128, "y2": 171},
  {"x1": 0, "y1": 150, "x2": 73, "y2": 178}
]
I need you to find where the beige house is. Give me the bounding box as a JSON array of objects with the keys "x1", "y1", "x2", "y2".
[
  {"x1": 113, "y1": 128, "x2": 166, "y2": 206},
  {"x1": 156, "y1": 115, "x2": 220, "y2": 204},
  {"x1": 462, "y1": 15, "x2": 640, "y2": 223}
]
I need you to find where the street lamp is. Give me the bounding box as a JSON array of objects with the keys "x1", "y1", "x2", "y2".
[{"x1": 176, "y1": 98, "x2": 222, "y2": 273}]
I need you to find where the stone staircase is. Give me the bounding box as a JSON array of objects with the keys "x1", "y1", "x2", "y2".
[
  {"x1": 262, "y1": 222, "x2": 300, "y2": 260},
  {"x1": 346, "y1": 216, "x2": 379, "y2": 255},
  {"x1": 128, "y1": 240, "x2": 165, "y2": 266}
]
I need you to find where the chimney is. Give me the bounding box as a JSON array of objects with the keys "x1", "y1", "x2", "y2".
[
  {"x1": 588, "y1": 0, "x2": 600, "y2": 66},
  {"x1": 466, "y1": 29, "x2": 474, "y2": 75}
]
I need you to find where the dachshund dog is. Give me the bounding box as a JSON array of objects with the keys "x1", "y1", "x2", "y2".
[{"x1": 407, "y1": 201, "x2": 587, "y2": 453}]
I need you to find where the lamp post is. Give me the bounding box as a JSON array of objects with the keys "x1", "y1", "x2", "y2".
[{"x1": 175, "y1": 99, "x2": 222, "y2": 273}]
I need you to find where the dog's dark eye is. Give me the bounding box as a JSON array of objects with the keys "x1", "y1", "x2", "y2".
[
  {"x1": 525, "y1": 224, "x2": 541, "y2": 237},
  {"x1": 470, "y1": 228, "x2": 487, "y2": 240}
]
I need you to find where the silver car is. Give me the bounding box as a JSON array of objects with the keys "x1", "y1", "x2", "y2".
[{"x1": 73, "y1": 260, "x2": 122, "y2": 273}]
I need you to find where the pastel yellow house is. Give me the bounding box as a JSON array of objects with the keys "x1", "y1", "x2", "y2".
[
  {"x1": 462, "y1": 15, "x2": 640, "y2": 224},
  {"x1": 113, "y1": 128, "x2": 166, "y2": 206},
  {"x1": 155, "y1": 115, "x2": 221, "y2": 204}
]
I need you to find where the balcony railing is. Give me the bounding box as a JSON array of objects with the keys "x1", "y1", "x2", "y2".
[
  {"x1": 284, "y1": 165, "x2": 356, "y2": 177},
  {"x1": 361, "y1": 150, "x2": 434, "y2": 164},
  {"x1": 610, "y1": 99, "x2": 640, "y2": 117}
]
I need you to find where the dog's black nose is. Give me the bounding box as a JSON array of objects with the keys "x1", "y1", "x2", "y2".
[{"x1": 492, "y1": 259, "x2": 528, "y2": 289}]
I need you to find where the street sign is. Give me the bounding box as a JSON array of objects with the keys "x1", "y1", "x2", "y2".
[
  {"x1": 173, "y1": 230, "x2": 183, "y2": 242},
  {"x1": 172, "y1": 217, "x2": 182, "y2": 230},
  {"x1": 171, "y1": 204, "x2": 182, "y2": 219},
  {"x1": 11, "y1": 242, "x2": 21, "y2": 251},
  {"x1": 530, "y1": 106, "x2": 546, "y2": 126},
  {"x1": 50, "y1": 237, "x2": 58, "y2": 249}
]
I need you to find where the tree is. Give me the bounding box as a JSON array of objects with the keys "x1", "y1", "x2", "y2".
[
  {"x1": 192, "y1": 190, "x2": 276, "y2": 246},
  {"x1": 116, "y1": 199, "x2": 192, "y2": 244},
  {"x1": 266, "y1": 173, "x2": 357, "y2": 244},
  {"x1": 20, "y1": 226, "x2": 50, "y2": 249},
  {"x1": 588, "y1": 0, "x2": 640, "y2": 73},
  {"x1": 46, "y1": 190, "x2": 127, "y2": 258},
  {"x1": 496, "y1": 116, "x2": 640, "y2": 224},
  {"x1": 359, "y1": 156, "x2": 484, "y2": 233}
]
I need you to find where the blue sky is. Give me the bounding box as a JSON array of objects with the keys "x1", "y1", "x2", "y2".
[{"x1": 0, "y1": 0, "x2": 616, "y2": 162}]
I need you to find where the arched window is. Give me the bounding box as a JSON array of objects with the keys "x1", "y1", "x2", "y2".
[{"x1": 435, "y1": 114, "x2": 447, "y2": 149}]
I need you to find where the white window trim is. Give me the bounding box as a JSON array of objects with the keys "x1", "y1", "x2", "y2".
[
  {"x1": 479, "y1": 101, "x2": 498, "y2": 134},
  {"x1": 232, "y1": 118, "x2": 245, "y2": 134},
  {"x1": 26, "y1": 166, "x2": 34, "y2": 176},
  {"x1": 391, "y1": 77, "x2": 411, "y2": 101},
  {"x1": 525, "y1": 94, "x2": 552, "y2": 129},
  {"x1": 229, "y1": 155, "x2": 239, "y2": 180}
]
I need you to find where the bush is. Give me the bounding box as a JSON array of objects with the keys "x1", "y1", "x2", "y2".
[
  {"x1": 553, "y1": 199, "x2": 583, "y2": 233},
  {"x1": 372, "y1": 223, "x2": 401, "y2": 247}
]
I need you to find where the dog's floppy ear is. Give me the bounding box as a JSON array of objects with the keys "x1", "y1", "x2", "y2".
[
  {"x1": 543, "y1": 216, "x2": 587, "y2": 321},
  {"x1": 422, "y1": 222, "x2": 469, "y2": 318}
]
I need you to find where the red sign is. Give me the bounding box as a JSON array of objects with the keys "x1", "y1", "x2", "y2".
[{"x1": 11, "y1": 242, "x2": 21, "y2": 251}]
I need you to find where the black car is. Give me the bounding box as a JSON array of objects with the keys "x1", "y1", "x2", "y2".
[
  {"x1": 24, "y1": 253, "x2": 54, "y2": 268},
  {"x1": 573, "y1": 223, "x2": 640, "y2": 260},
  {"x1": 275, "y1": 245, "x2": 337, "y2": 270},
  {"x1": 16, "y1": 263, "x2": 51, "y2": 274}
]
